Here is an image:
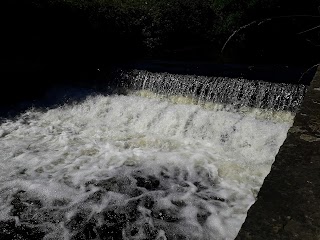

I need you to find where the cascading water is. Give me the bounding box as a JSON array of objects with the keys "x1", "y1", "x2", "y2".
[
  {"x1": 0, "y1": 70, "x2": 306, "y2": 240},
  {"x1": 121, "y1": 70, "x2": 305, "y2": 112}
]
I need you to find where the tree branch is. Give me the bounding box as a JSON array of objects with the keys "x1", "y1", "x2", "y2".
[
  {"x1": 221, "y1": 15, "x2": 320, "y2": 53},
  {"x1": 299, "y1": 63, "x2": 320, "y2": 82},
  {"x1": 297, "y1": 24, "x2": 320, "y2": 35}
]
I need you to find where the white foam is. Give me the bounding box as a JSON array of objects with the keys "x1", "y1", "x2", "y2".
[{"x1": 0, "y1": 94, "x2": 293, "y2": 239}]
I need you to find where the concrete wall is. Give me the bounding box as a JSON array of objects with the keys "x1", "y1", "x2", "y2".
[{"x1": 236, "y1": 67, "x2": 320, "y2": 240}]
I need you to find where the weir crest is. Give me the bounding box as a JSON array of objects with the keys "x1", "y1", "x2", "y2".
[{"x1": 119, "y1": 70, "x2": 306, "y2": 112}]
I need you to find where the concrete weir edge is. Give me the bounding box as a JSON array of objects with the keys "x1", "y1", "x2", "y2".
[{"x1": 236, "y1": 67, "x2": 320, "y2": 240}]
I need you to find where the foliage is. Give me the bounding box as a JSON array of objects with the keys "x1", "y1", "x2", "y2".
[{"x1": 2, "y1": 0, "x2": 319, "y2": 63}]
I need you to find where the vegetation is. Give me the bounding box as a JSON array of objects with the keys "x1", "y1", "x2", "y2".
[{"x1": 1, "y1": 0, "x2": 319, "y2": 64}]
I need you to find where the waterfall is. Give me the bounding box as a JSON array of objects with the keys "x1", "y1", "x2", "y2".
[
  {"x1": 120, "y1": 70, "x2": 306, "y2": 112},
  {"x1": 0, "y1": 70, "x2": 307, "y2": 240}
]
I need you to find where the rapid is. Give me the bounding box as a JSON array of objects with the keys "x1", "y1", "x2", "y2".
[{"x1": 0, "y1": 70, "x2": 306, "y2": 239}]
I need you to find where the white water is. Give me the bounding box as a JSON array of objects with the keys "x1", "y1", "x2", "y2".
[
  {"x1": 0, "y1": 92, "x2": 293, "y2": 239},
  {"x1": 124, "y1": 70, "x2": 306, "y2": 112}
]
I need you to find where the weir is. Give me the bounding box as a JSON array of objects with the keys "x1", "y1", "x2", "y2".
[
  {"x1": 120, "y1": 70, "x2": 306, "y2": 112},
  {"x1": 0, "y1": 66, "x2": 315, "y2": 240}
]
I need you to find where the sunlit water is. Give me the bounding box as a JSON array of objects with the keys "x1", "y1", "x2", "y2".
[{"x1": 0, "y1": 88, "x2": 295, "y2": 239}]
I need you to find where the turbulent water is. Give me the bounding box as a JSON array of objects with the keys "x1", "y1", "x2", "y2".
[{"x1": 0, "y1": 72, "x2": 304, "y2": 240}]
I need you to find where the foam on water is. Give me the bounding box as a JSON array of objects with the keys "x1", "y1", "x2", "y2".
[{"x1": 0, "y1": 93, "x2": 293, "y2": 239}]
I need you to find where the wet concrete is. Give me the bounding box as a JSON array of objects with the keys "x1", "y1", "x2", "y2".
[{"x1": 236, "y1": 67, "x2": 320, "y2": 240}]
